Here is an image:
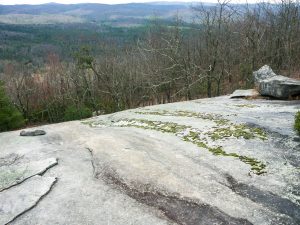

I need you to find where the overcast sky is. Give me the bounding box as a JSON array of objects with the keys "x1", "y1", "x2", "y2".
[{"x1": 0, "y1": 0, "x2": 263, "y2": 5}]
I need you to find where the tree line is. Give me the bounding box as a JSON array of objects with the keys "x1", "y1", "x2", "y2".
[{"x1": 0, "y1": 0, "x2": 300, "y2": 130}]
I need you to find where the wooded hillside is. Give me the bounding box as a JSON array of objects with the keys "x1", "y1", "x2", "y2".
[{"x1": 0, "y1": 0, "x2": 299, "y2": 127}]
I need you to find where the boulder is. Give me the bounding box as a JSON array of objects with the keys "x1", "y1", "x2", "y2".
[
  {"x1": 20, "y1": 130, "x2": 46, "y2": 136},
  {"x1": 253, "y1": 65, "x2": 300, "y2": 99},
  {"x1": 230, "y1": 89, "x2": 259, "y2": 99}
]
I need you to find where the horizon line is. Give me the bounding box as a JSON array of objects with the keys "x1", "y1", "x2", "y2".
[{"x1": 0, "y1": 0, "x2": 266, "y2": 6}]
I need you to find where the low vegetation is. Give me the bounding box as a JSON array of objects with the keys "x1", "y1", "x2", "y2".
[
  {"x1": 0, "y1": 81, "x2": 25, "y2": 131},
  {"x1": 234, "y1": 104, "x2": 258, "y2": 108},
  {"x1": 63, "y1": 105, "x2": 92, "y2": 121},
  {"x1": 206, "y1": 125, "x2": 267, "y2": 141},
  {"x1": 136, "y1": 110, "x2": 267, "y2": 140},
  {"x1": 135, "y1": 110, "x2": 230, "y2": 126},
  {"x1": 295, "y1": 111, "x2": 300, "y2": 135}
]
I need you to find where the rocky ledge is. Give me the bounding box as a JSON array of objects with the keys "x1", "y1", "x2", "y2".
[
  {"x1": 0, "y1": 96, "x2": 299, "y2": 225},
  {"x1": 254, "y1": 65, "x2": 300, "y2": 99}
]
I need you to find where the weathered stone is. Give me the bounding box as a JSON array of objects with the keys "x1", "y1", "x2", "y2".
[
  {"x1": 253, "y1": 65, "x2": 300, "y2": 99},
  {"x1": 20, "y1": 130, "x2": 46, "y2": 136},
  {"x1": 230, "y1": 89, "x2": 259, "y2": 98},
  {"x1": 0, "y1": 157, "x2": 58, "y2": 191},
  {"x1": 253, "y1": 65, "x2": 277, "y2": 82},
  {"x1": 0, "y1": 96, "x2": 299, "y2": 225},
  {"x1": 0, "y1": 175, "x2": 57, "y2": 225},
  {"x1": 0, "y1": 153, "x2": 22, "y2": 167}
]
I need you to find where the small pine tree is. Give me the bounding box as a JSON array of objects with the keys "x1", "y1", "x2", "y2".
[
  {"x1": 63, "y1": 104, "x2": 92, "y2": 121},
  {"x1": 0, "y1": 81, "x2": 25, "y2": 132}
]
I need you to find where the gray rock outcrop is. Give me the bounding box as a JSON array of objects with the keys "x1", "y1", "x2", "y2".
[
  {"x1": 1, "y1": 96, "x2": 300, "y2": 225},
  {"x1": 20, "y1": 130, "x2": 46, "y2": 136},
  {"x1": 0, "y1": 176, "x2": 57, "y2": 225},
  {"x1": 253, "y1": 65, "x2": 300, "y2": 99},
  {"x1": 0, "y1": 156, "x2": 57, "y2": 191},
  {"x1": 230, "y1": 89, "x2": 259, "y2": 98}
]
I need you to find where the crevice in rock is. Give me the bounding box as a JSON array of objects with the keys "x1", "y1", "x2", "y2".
[
  {"x1": 224, "y1": 173, "x2": 300, "y2": 224},
  {"x1": 38, "y1": 159, "x2": 58, "y2": 176},
  {"x1": 4, "y1": 177, "x2": 58, "y2": 225},
  {"x1": 86, "y1": 148, "x2": 96, "y2": 176},
  {"x1": 97, "y1": 167, "x2": 253, "y2": 225},
  {"x1": 0, "y1": 159, "x2": 58, "y2": 193}
]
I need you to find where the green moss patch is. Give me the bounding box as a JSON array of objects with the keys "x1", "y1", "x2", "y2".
[
  {"x1": 295, "y1": 111, "x2": 300, "y2": 135},
  {"x1": 135, "y1": 110, "x2": 267, "y2": 141},
  {"x1": 135, "y1": 110, "x2": 230, "y2": 126},
  {"x1": 116, "y1": 119, "x2": 190, "y2": 134},
  {"x1": 234, "y1": 104, "x2": 258, "y2": 108},
  {"x1": 206, "y1": 124, "x2": 267, "y2": 141},
  {"x1": 88, "y1": 118, "x2": 266, "y2": 175}
]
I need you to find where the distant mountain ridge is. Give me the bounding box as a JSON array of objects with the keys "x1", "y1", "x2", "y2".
[
  {"x1": 0, "y1": 2, "x2": 194, "y2": 25},
  {"x1": 0, "y1": 2, "x2": 193, "y2": 14},
  {"x1": 0, "y1": 2, "x2": 256, "y2": 26}
]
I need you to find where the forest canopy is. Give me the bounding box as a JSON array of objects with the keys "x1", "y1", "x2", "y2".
[{"x1": 0, "y1": 0, "x2": 299, "y2": 129}]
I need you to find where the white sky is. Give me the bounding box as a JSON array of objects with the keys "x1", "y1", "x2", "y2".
[{"x1": 0, "y1": 0, "x2": 263, "y2": 5}]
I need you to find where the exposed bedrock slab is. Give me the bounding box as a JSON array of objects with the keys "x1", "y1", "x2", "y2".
[
  {"x1": 0, "y1": 175, "x2": 57, "y2": 225},
  {"x1": 86, "y1": 132, "x2": 299, "y2": 225},
  {"x1": 253, "y1": 65, "x2": 300, "y2": 99},
  {"x1": 93, "y1": 160, "x2": 253, "y2": 225},
  {"x1": 0, "y1": 156, "x2": 58, "y2": 191},
  {"x1": 0, "y1": 96, "x2": 299, "y2": 225}
]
